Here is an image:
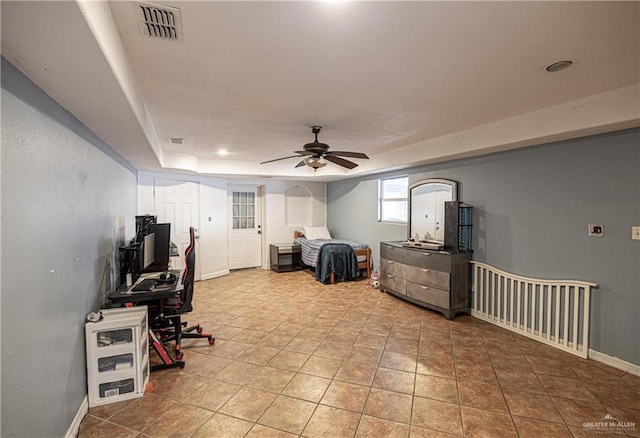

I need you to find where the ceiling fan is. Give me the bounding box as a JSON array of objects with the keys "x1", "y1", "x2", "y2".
[{"x1": 260, "y1": 126, "x2": 369, "y2": 170}]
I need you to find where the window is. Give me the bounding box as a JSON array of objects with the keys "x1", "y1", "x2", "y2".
[
  {"x1": 378, "y1": 176, "x2": 408, "y2": 223},
  {"x1": 232, "y1": 191, "x2": 255, "y2": 229}
]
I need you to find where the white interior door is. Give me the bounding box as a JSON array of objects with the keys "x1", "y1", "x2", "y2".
[
  {"x1": 228, "y1": 185, "x2": 262, "y2": 270},
  {"x1": 154, "y1": 178, "x2": 200, "y2": 280}
]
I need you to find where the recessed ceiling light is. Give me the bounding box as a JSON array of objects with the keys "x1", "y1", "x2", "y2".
[
  {"x1": 544, "y1": 60, "x2": 574, "y2": 73},
  {"x1": 218, "y1": 149, "x2": 229, "y2": 156}
]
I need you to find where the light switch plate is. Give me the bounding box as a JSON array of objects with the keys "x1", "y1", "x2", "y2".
[
  {"x1": 633, "y1": 226, "x2": 640, "y2": 240},
  {"x1": 588, "y1": 224, "x2": 604, "y2": 237}
]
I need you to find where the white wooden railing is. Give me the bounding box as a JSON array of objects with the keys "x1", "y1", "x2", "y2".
[{"x1": 471, "y1": 261, "x2": 598, "y2": 358}]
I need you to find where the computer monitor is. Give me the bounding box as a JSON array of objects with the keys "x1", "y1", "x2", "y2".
[{"x1": 142, "y1": 232, "x2": 155, "y2": 270}]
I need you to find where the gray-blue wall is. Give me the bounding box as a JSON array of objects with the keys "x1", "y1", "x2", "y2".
[
  {"x1": 328, "y1": 129, "x2": 640, "y2": 366},
  {"x1": 1, "y1": 58, "x2": 138, "y2": 437}
]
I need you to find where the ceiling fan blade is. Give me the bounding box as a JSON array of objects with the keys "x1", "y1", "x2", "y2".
[
  {"x1": 325, "y1": 155, "x2": 358, "y2": 169},
  {"x1": 328, "y1": 151, "x2": 369, "y2": 159},
  {"x1": 293, "y1": 150, "x2": 314, "y2": 155},
  {"x1": 260, "y1": 155, "x2": 303, "y2": 164},
  {"x1": 295, "y1": 160, "x2": 306, "y2": 168}
]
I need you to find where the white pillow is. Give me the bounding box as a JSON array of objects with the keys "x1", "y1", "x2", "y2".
[{"x1": 304, "y1": 226, "x2": 332, "y2": 240}]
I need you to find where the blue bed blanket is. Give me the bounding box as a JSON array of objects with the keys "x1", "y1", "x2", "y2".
[
  {"x1": 315, "y1": 243, "x2": 359, "y2": 284},
  {"x1": 294, "y1": 236, "x2": 368, "y2": 267}
]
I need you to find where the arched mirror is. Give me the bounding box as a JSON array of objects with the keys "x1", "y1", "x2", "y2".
[{"x1": 408, "y1": 179, "x2": 457, "y2": 243}]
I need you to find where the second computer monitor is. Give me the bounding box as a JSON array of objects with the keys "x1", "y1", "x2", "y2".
[{"x1": 142, "y1": 232, "x2": 155, "y2": 270}]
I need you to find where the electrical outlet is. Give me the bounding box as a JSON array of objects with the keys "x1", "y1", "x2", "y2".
[
  {"x1": 588, "y1": 224, "x2": 604, "y2": 237},
  {"x1": 633, "y1": 226, "x2": 640, "y2": 240}
]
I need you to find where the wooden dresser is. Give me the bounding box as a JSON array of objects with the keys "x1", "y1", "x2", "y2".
[{"x1": 380, "y1": 241, "x2": 471, "y2": 319}]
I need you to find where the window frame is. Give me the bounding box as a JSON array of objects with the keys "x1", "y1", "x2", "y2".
[{"x1": 377, "y1": 175, "x2": 409, "y2": 224}]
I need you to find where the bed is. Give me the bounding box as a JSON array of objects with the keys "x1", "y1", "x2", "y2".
[{"x1": 294, "y1": 228, "x2": 371, "y2": 284}]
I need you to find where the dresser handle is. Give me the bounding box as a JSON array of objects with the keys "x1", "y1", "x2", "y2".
[
  {"x1": 388, "y1": 261, "x2": 395, "y2": 264},
  {"x1": 422, "y1": 253, "x2": 431, "y2": 256},
  {"x1": 421, "y1": 269, "x2": 430, "y2": 272},
  {"x1": 421, "y1": 286, "x2": 429, "y2": 290},
  {"x1": 386, "y1": 274, "x2": 394, "y2": 278}
]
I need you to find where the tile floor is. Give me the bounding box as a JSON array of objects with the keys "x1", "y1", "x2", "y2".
[{"x1": 80, "y1": 269, "x2": 639, "y2": 438}]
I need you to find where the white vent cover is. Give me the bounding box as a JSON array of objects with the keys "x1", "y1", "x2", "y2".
[
  {"x1": 137, "y1": 3, "x2": 181, "y2": 40},
  {"x1": 168, "y1": 137, "x2": 185, "y2": 144}
]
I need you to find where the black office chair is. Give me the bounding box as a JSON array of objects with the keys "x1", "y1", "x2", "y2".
[{"x1": 153, "y1": 226, "x2": 214, "y2": 360}]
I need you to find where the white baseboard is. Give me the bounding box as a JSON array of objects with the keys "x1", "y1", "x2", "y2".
[
  {"x1": 589, "y1": 349, "x2": 640, "y2": 377},
  {"x1": 200, "y1": 269, "x2": 230, "y2": 281},
  {"x1": 66, "y1": 395, "x2": 88, "y2": 438}
]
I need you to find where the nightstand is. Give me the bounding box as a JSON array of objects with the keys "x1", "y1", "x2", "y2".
[{"x1": 270, "y1": 243, "x2": 303, "y2": 272}]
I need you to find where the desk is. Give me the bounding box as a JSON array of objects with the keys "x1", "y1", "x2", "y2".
[{"x1": 109, "y1": 270, "x2": 185, "y2": 371}]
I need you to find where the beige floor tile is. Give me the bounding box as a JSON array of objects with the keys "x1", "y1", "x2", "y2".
[
  {"x1": 246, "y1": 366, "x2": 296, "y2": 393},
  {"x1": 87, "y1": 398, "x2": 134, "y2": 419},
  {"x1": 152, "y1": 372, "x2": 208, "y2": 401},
  {"x1": 460, "y1": 406, "x2": 518, "y2": 438},
  {"x1": 260, "y1": 332, "x2": 296, "y2": 349},
  {"x1": 411, "y1": 396, "x2": 462, "y2": 435},
  {"x1": 321, "y1": 380, "x2": 370, "y2": 412},
  {"x1": 550, "y1": 397, "x2": 607, "y2": 427},
  {"x1": 416, "y1": 355, "x2": 456, "y2": 379},
  {"x1": 385, "y1": 337, "x2": 419, "y2": 355},
  {"x1": 183, "y1": 379, "x2": 242, "y2": 412},
  {"x1": 231, "y1": 329, "x2": 270, "y2": 344},
  {"x1": 191, "y1": 413, "x2": 253, "y2": 438},
  {"x1": 303, "y1": 405, "x2": 361, "y2": 438},
  {"x1": 268, "y1": 349, "x2": 311, "y2": 372},
  {"x1": 246, "y1": 424, "x2": 299, "y2": 437},
  {"x1": 82, "y1": 270, "x2": 639, "y2": 438},
  {"x1": 282, "y1": 373, "x2": 331, "y2": 402},
  {"x1": 237, "y1": 345, "x2": 281, "y2": 365},
  {"x1": 218, "y1": 387, "x2": 277, "y2": 422},
  {"x1": 77, "y1": 420, "x2": 137, "y2": 438},
  {"x1": 348, "y1": 345, "x2": 384, "y2": 366},
  {"x1": 414, "y1": 374, "x2": 458, "y2": 404},
  {"x1": 210, "y1": 340, "x2": 254, "y2": 360},
  {"x1": 142, "y1": 403, "x2": 213, "y2": 438},
  {"x1": 299, "y1": 355, "x2": 343, "y2": 379},
  {"x1": 356, "y1": 415, "x2": 410, "y2": 438},
  {"x1": 315, "y1": 340, "x2": 354, "y2": 360},
  {"x1": 185, "y1": 354, "x2": 233, "y2": 379},
  {"x1": 409, "y1": 425, "x2": 461, "y2": 437},
  {"x1": 373, "y1": 367, "x2": 416, "y2": 395},
  {"x1": 457, "y1": 381, "x2": 508, "y2": 413},
  {"x1": 511, "y1": 415, "x2": 573, "y2": 438},
  {"x1": 453, "y1": 360, "x2": 498, "y2": 386},
  {"x1": 258, "y1": 395, "x2": 318, "y2": 435},
  {"x1": 334, "y1": 361, "x2": 378, "y2": 386},
  {"x1": 364, "y1": 388, "x2": 413, "y2": 424},
  {"x1": 284, "y1": 336, "x2": 323, "y2": 354},
  {"x1": 354, "y1": 333, "x2": 389, "y2": 349},
  {"x1": 379, "y1": 351, "x2": 417, "y2": 372},
  {"x1": 215, "y1": 360, "x2": 263, "y2": 385}
]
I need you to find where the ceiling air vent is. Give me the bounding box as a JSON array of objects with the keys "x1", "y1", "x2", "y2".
[
  {"x1": 169, "y1": 137, "x2": 185, "y2": 145},
  {"x1": 137, "y1": 3, "x2": 181, "y2": 40}
]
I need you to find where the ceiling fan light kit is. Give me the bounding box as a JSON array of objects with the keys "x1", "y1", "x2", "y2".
[
  {"x1": 303, "y1": 156, "x2": 328, "y2": 170},
  {"x1": 260, "y1": 126, "x2": 369, "y2": 171}
]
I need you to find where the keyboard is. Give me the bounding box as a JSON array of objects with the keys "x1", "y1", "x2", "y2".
[{"x1": 132, "y1": 278, "x2": 157, "y2": 292}]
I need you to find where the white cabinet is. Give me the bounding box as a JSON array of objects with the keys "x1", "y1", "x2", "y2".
[{"x1": 85, "y1": 307, "x2": 149, "y2": 407}]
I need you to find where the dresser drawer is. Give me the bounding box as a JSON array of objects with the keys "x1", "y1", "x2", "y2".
[
  {"x1": 404, "y1": 250, "x2": 451, "y2": 272},
  {"x1": 405, "y1": 265, "x2": 450, "y2": 291},
  {"x1": 380, "y1": 243, "x2": 407, "y2": 264},
  {"x1": 380, "y1": 272, "x2": 407, "y2": 295},
  {"x1": 406, "y1": 282, "x2": 450, "y2": 309},
  {"x1": 380, "y1": 258, "x2": 406, "y2": 278}
]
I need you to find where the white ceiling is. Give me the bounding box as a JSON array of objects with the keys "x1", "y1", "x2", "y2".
[{"x1": 2, "y1": 1, "x2": 639, "y2": 181}]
